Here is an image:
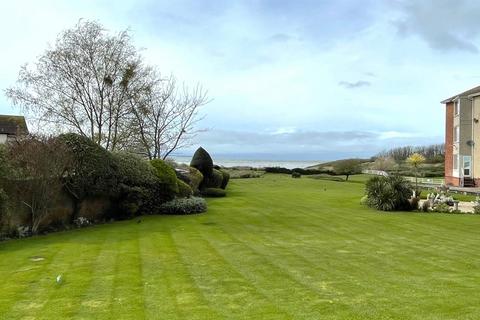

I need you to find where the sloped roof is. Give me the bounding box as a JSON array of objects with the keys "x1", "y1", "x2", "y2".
[
  {"x1": 0, "y1": 115, "x2": 28, "y2": 135},
  {"x1": 441, "y1": 85, "x2": 480, "y2": 103}
]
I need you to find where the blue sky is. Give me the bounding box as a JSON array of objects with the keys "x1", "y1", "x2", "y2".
[{"x1": 1, "y1": 0, "x2": 480, "y2": 160}]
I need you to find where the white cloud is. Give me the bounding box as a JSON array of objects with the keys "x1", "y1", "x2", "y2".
[{"x1": 0, "y1": 0, "x2": 469, "y2": 159}]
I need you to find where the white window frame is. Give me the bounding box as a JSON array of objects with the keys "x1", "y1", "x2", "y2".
[
  {"x1": 454, "y1": 100, "x2": 460, "y2": 116},
  {"x1": 453, "y1": 154, "x2": 458, "y2": 170}
]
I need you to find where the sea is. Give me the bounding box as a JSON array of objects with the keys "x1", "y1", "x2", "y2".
[{"x1": 171, "y1": 156, "x2": 322, "y2": 169}]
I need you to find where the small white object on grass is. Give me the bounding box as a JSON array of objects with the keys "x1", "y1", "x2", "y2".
[{"x1": 56, "y1": 275, "x2": 63, "y2": 284}]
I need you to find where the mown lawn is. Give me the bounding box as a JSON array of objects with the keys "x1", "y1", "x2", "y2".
[{"x1": 1, "y1": 174, "x2": 480, "y2": 319}]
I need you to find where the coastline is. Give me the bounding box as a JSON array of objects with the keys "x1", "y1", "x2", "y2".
[{"x1": 171, "y1": 156, "x2": 323, "y2": 169}]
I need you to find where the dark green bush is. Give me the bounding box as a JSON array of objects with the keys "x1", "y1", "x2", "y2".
[
  {"x1": 264, "y1": 167, "x2": 335, "y2": 175},
  {"x1": 202, "y1": 188, "x2": 226, "y2": 197},
  {"x1": 58, "y1": 133, "x2": 118, "y2": 199},
  {"x1": 292, "y1": 172, "x2": 301, "y2": 178},
  {"x1": 365, "y1": 175, "x2": 413, "y2": 211},
  {"x1": 113, "y1": 152, "x2": 158, "y2": 187},
  {"x1": 150, "y1": 159, "x2": 179, "y2": 194},
  {"x1": 0, "y1": 147, "x2": 8, "y2": 223},
  {"x1": 0, "y1": 188, "x2": 8, "y2": 227},
  {"x1": 203, "y1": 169, "x2": 223, "y2": 189},
  {"x1": 188, "y1": 167, "x2": 204, "y2": 192},
  {"x1": 423, "y1": 171, "x2": 444, "y2": 178},
  {"x1": 113, "y1": 153, "x2": 172, "y2": 218},
  {"x1": 0, "y1": 144, "x2": 8, "y2": 179},
  {"x1": 190, "y1": 147, "x2": 214, "y2": 177},
  {"x1": 265, "y1": 167, "x2": 292, "y2": 174},
  {"x1": 177, "y1": 179, "x2": 193, "y2": 198},
  {"x1": 220, "y1": 169, "x2": 230, "y2": 189},
  {"x1": 292, "y1": 168, "x2": 334, "y2": 175},
  {"x1": 176, "y1": 165, "x2": 203, "y2": 192},
  {"x1": 159, "y1": 196, "x2": 207, "y2": 215},
  {"x1": 116, "y1": 184, "x2": 148, "y2": 218}
]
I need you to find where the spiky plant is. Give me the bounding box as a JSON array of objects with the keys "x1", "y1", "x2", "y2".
[
  {"x1": 365, "y1": 175, "x2": 413, "y2": 211},
  {"x1": 406, "y1": 153, "x2": 426, "y2": 192}
]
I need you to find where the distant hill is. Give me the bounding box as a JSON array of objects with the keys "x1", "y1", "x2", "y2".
[
  {"x1": 307, "y1": 157, "x2": 444, "y2": 178},
  {"x1": 306, "y1": 158, "x2": 372, "y2": 171}
]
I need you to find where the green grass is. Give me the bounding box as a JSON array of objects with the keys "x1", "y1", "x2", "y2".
[{"x1": 1, "y1": 174, "x2": 480, "y2": 319}]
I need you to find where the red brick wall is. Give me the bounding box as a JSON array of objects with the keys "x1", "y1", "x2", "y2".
[
  {"x1": 445, "y1": 176, "x2": 460, "y2": 186},
  {"x1": 444, "y1": 102, "x2": 460, "y2": 186}
]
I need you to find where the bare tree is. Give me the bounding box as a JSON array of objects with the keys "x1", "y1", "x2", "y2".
[
  {"x1": 128, "y1": 74, "x2": 209, "y2": 159},
  {"x1": 6, "y1": 20, "x2": 148, "y2": 151},
  {"x1": 372, "y1": 156, "x2": 396, "y2": 172},
  {"x1": 5, "y1": 135, "x2": 72, "y2": 234},
  {"x1": 376, "y1": 144, "x2": 445, "y2": 162}
]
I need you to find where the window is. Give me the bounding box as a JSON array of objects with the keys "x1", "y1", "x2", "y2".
[
  {"x1": 454, "y1": 100, "x2": 460, "y2": 115},
  {"x1": 453, "y1": 154, "x2": 458, "y2": 170},
  {"x1": 463, "y1": 156, "x2": 471, "y2": 176},
  {"x1": 454, "y1": 125, "x2": 460, "y2": 142}
]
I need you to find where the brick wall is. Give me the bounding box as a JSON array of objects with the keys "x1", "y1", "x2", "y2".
[{"x1": 444, "y1": 102, "x2": 456, "y2": 185}]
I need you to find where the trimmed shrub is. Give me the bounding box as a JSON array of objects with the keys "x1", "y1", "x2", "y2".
[
  {"x1": 190, "y1": 147, "x2": 214, "y2": 177},
  {"x1": 176, "y1": 165, "x2": 204, "y2": 192},
  {"x1": 113, "y1": 153, "x2": 176, "y2": 218},
  {"x1": 112, "y1": 153, "x2": 158, "y2": 218},
  {"x1": 113, "y1": 152, "x2": 158, "y2": 187},
  {"x1": 159, "y1": 197, "x2": 207, "y2": 215},
  {"x1": 58, "y1": 133, "x2": 118, "y2": 199},
  {"x1": 220, "y1": 169, "x2": 230, "y2": 189},
  {"x1": 292, "y1": 172, "x2": 301, "y2": 178},
  {"x1": 177, "y1": 179, "x2": 193, "y2": 198},
  {"x1": 116, "y1": 184, "x2": 147, "y2": 218},
  {"x1": 365, "y1": 175, "x2": 413, "y2": 211},
  {"x1": 150, "y1": 159, "x2": 179, "y2": 194},
  {"x1": 188, "y1": 167, "x2": 204, "y2": 191},
  {"x1": 202, "y1": 188, "x2": 226, "y2": 197},
  {"x1": 202, "y1": 168, "x2": 223, "y2": 189}
]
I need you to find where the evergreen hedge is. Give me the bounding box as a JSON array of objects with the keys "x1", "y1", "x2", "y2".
[{"x1": 190, "y1": 147, "x2": 214, "y2": 177}]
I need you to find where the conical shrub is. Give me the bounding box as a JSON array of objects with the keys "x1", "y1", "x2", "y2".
[{"x1": 190, "y1": 147, "x2": 213, "y2": 177}]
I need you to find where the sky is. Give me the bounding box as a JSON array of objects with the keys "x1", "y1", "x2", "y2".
[{"x1": 1, "y1": 0, "x2": 480, "y2": 160}]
